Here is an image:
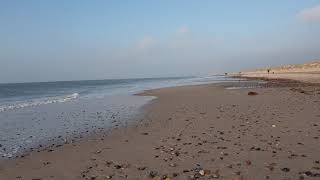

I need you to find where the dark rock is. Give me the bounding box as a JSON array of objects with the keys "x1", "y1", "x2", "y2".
[
  {"x1": 137, "y1": 166, "x2": 146, "y2": 171},
  {"x1": 248, "y1": 91, "x2": 258, "y2": 96},
  {"x1": 281, "y1": 168, "x2": 290, "y2": 172},
  {"x1": 172, "y1": 172, "x2": 179, "y2": 177}
]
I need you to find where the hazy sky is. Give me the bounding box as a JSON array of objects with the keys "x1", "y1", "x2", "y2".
[{"x1": 1, "y1": 1, "x2": 320, "y2": 83}]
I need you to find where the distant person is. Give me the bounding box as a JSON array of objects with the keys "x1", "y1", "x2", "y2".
[{"x1": 267, "y1": 69, "x2": 270, "y2": 74}]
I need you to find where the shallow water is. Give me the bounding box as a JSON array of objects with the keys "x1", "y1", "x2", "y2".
[{"x1": 0, "y1": 95, "x2": 154, "y2": 158}]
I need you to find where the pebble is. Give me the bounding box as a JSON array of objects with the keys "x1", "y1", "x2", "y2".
[
  {"x1": 149, "y1": 171, "x2": 158, "y2": 178},
  {"x1": 281, "y1": 168, "x2": 290, "y2": 172},
  {"x1": 248, "y1": 91, "x2": 258, "y2": 96},
  {"x1": 235, "y1": 175, "x2": 244, "y2": 180},
  {"x1": 138, "y1": 166, "x2": 146, "y2": 170},
  {"x1": 211, "y1": 170, "x2": 220, "y2": 178}
]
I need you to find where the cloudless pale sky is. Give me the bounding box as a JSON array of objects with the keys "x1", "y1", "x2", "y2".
[{"x1": 1, "y1": 0, "x2": 320, "y2": 83}]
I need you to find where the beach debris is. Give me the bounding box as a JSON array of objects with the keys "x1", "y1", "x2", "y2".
[
  {"x1": 248, "y1": 91, "x2": 258, "y2": 96},
  {"x1": 271, "y1": 125, "x2": 276, "y2": 128},
  {"x1": 141, "y1": 132, "x2": 149, "y2": 135}
]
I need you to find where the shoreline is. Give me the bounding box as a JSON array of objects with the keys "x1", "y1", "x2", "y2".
[{"x1": 1, "y1": 79, "x2": 320, "y2": 179}]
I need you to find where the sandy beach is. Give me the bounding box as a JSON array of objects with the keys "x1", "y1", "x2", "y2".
[
  {"x1": 0, "y1": 78, "x2": 319, "y2": 180},
  {"x1": 2, "y1": 1, "x2": 320, "y2": 179},
  {"x1": 235, "y1": 61, "x2": 320, "y2": 84}
]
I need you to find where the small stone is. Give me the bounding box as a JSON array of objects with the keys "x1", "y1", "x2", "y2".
[
  {"x1": 211, "y1": 170, "x2": 220, "y2": 178},
  {"x1": 304, "y1": 171, "x2": 312, "y2": 176},
  {"x1": 271, "y1": 125, "x2": 276, "y2": 128},
  {"x1": 281, "y1": 168, "x2": 290, "y2": 172},
  {"x1": 149, "y1": 171, "x2": 158, "y2": 178},
  {"x1": 235, "y1": 175, "x2": 244, "y2": 180},
  {"x1": 172, "y1": 173, "x2": 179, "y2": 177},
  {"x1": 245, "y1": 160, "x2": 252, "y2": 166},
  {"x1": 199, "y1": 170, "x2": 205, "y2": 176},
  {"x1": 114, "y1": 164, "x2": 122, "y2": 169},
  {"x1": 138, "y1": 166, "x2": 146, "y2": 170},
  {"x1": 248, "y1": 91, "x2": 258, "y2": 96},
  {"x1": 152, "y1": 176, "x2": 162, "y2": 180}
]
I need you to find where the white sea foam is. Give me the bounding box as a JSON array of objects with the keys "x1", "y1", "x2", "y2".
[
  {"x1": 0, "y1": 146, "x2": 19, "y2": 158},
  {"x1": 0, "y1": 93, "x2": 79, "y2": 112}
]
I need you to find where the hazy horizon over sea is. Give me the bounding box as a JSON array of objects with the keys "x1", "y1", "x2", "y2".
[{"x1": 0, "y1": 75, "x2": 241, "y2": 159}]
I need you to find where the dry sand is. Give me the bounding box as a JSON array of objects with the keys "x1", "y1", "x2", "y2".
[
  {"x1": 0, "y1": 80, "x2": 320, "y2": 180},
  {"x1": 235, "y1": 72, "x2": 320, "y2": 84},
  {"x1": 234, "y1": 60, "x2": 320, "y2": 83}
]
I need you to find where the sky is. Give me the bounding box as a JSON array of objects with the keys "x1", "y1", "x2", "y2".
[{"x1": 0, "y1": 0, "x2": 320, "y2": 83}]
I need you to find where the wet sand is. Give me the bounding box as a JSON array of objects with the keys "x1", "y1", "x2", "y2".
[{"x1": 0, "y1": 80, "x2": 320, "y2": 179}]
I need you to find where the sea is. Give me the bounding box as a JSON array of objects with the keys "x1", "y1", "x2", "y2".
[{"x1": 0, "y1": 76, "x2": 241, "y2": 158}]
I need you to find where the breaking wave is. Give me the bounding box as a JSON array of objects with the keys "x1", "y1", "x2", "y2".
[{"x1": 0, "y1": 93, "x2": 79, "y2": 112}]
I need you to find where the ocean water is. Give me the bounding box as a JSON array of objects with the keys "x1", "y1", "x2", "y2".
[{"x1": 0, "y1": 76, "x2": 239, "y2": 158}]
